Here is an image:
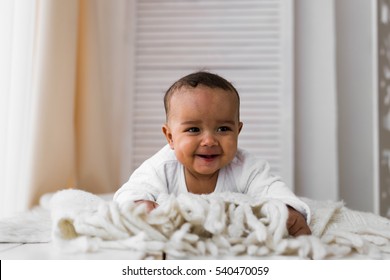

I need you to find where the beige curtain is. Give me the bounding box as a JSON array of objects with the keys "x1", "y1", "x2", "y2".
[{"x1": 0, "y1": 0, "x2": 131, "y2": 218}]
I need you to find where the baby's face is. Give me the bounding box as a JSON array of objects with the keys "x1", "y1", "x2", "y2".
[{"x1": 163, "y1": 85, "x2": 243, "y2": 180}]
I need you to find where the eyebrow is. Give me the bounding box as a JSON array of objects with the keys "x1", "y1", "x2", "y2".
[
  {"x1": 180, "y1": 120, "x2": 237, "y2": 125},
  {"x1": 180, "y1": 121, "x2": 200, "y2": 125}
]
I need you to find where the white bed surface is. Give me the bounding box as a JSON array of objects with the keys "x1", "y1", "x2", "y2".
[
  {"x1": 2, "y1": 242, "x2": 390, "y2": 260},
  {"x1": 0, "y1": 242, "x2": 155, "y2": 260}
]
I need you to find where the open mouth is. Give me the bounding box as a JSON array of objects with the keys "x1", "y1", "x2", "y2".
[{"x1": 196, "y1": 154, "x2": 219, "y2": 159}]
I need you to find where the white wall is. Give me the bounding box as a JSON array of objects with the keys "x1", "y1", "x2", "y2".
[
  {"x1": 335, "y1": 0, "x2": 377, "y2": 213},
  {"x1": 294, "y1": 0, "x2": 339, "y2": 201},
  {"x1": 295, "y1": 0, "x2": 379, "y2": 214}
]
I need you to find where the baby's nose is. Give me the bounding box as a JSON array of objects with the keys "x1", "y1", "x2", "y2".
[{"x1": 200, "y1": 132, "x2": 218, "y2": 146}]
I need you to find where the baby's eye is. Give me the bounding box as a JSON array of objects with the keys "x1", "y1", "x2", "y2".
[
  {"x1": 217, "y1": 126, "x2": 232, "y2": 132},
  {"x1": 186, "y1": 127, "x2": 200, "y2": 133}
]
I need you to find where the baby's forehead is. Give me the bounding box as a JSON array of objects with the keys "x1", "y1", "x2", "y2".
[
  {"x1": 165, "y1": 84, "x2": 241, "y2": 122},
  {"x1": 171, "y1": 85, "x2": 238, "y2": 103}
]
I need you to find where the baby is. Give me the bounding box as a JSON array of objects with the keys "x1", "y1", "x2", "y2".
[{"x1": 114, "y1": 71, "x2": 311, "y2": 236}]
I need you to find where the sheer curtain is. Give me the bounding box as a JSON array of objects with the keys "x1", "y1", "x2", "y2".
[{"x1": 0, "y1": 0, "x2": 131, "y2": 218}]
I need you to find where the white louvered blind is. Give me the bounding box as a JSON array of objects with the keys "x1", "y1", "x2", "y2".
[{"x1": 131, "y1": 0, "x2": 294, "y2": 187}]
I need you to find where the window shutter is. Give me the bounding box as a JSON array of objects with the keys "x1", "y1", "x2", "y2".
[{"x1": 131, "y1": 0, "x2": 294, "y2": 187}]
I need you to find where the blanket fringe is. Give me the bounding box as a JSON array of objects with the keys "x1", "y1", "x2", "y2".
[{"x1": 48, "y1": 190, "x2": 390, "y2": 259}]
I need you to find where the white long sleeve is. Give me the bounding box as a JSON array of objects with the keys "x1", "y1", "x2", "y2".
[{"x1": 114, "y1": 145, "x2": 310, "y2": 222}]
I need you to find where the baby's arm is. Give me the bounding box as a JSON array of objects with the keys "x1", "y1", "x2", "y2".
[
  {"x1": 257, "y1": 181, "x2": 312, "y2": 236},
  {"x1": 240, "y1": 157, "x2": 311, "y2": 236},
  {"x1": 287, "y1": 206, "x2": 311, "y2": 236},
  {"x1": 134, "y1": 200, "x2": 159, "y2": 212},
  {"x1": 114, "y1": 160, "x2": 167, "y2": 207}
]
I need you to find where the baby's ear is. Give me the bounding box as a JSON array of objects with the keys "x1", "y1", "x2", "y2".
[
  {"x1": 162, "y1": 124, "x2": 174, "y2": 149},
  {"x1": 238, "y1": 122, "x2": 243, "y2": 134}
]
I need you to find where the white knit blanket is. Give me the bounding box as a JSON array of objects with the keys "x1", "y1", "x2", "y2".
[{"x1": 1, "y1": 189, "x2": 390, "y2": 259}]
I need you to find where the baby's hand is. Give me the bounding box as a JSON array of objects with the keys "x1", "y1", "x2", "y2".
[
  {"x1": 286, "y1": 206, "x2": 311, "y2": 237},
  {"x1": 134, "y1": 200, "x2": 159, "y2": 213}
]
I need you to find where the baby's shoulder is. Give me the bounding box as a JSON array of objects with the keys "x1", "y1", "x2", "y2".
[
  {"x1": 144, "y1": 144, "x2": 179, "y2": 170},
  {"x1": 233, "y1": 147, "x2": 257, "y2": 164},
  {"x1": 230, "y1": 148, "x2": 269, "y2": 171}
]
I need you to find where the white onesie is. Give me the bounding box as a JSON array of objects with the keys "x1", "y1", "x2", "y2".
[{"x1": 114, "y1": 144, "x2": 310, "y2": 222}]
